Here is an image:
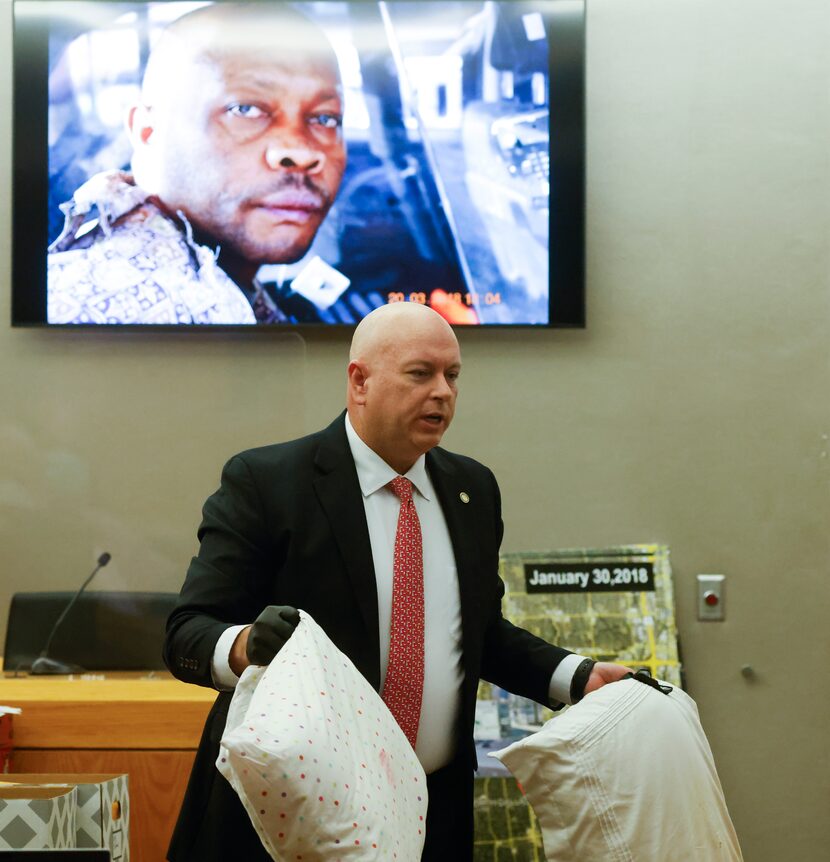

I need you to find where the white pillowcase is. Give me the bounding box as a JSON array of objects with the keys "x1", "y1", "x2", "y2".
[
  {"x1": 491, "y1": 678, "x2": 743, "y2": 862},
  {"x1": 217, "y1": 611, "x2": 427, "y2": 861}
]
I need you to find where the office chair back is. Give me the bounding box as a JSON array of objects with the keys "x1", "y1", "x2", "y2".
[{"x1": 3, "y1": 591, "x2": 178, "y2": 672}]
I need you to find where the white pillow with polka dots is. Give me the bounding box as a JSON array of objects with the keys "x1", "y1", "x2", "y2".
[{"x1": 217, "y1": 610, "x2": 427, "y2": 861}]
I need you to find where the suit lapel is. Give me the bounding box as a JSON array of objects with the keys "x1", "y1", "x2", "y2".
[
  {"x1": 427, "y1": 449, "x2": 483, "y2": 658},
  {"x1": 312, "y1": 415, "x2": 380, "y2": 676}
]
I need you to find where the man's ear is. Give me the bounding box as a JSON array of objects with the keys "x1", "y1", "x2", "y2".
[
  {"x1": 126, "y1": 103, "x2": 155, "y2": 147},
  {"x1": 347, "y1": 360, "x2": 369, "y2": 404}
]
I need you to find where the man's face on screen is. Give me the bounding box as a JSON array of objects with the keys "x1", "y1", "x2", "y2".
[{"x1": 139, "y1": 38, "x2": 345, "y2": 279}]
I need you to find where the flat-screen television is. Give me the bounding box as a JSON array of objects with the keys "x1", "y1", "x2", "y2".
[{"x1": 12, "y1": 0, "x2": 585, "y2": 327}]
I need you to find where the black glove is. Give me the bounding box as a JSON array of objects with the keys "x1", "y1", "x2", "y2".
[
  {"x1": 246, "y1": 605, "x2": 300, "y2": 666},
  {"x1": 569, "y1": 658, "x2": 596, "y2": 704}
]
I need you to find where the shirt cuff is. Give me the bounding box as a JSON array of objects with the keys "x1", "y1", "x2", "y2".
[
  {"x1": 548, "y1": 653, "x2": 591, "y2": 706},
  {"x1": 211, "y1": 624, "x2": 249, "y2": 690}
]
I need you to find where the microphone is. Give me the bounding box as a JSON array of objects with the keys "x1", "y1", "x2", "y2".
[{"x1": 29, "y1": 552, "x2": 112, "y2": 675}]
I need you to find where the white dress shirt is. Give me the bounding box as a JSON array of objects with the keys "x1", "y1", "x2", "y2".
[
  {"x1": 211, "y1": 415, "x2": 585, "y2": 771},
  {"x1": 344, "y1": 414, "x2": 463, "y2": 773}
]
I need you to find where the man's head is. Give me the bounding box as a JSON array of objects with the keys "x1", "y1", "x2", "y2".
[
  {"x1": 347, "y1": 303, "x2": 461, "y2": 475},
  {"x1": 128, "y1": 3, "x2": 346, "y2": 286}
]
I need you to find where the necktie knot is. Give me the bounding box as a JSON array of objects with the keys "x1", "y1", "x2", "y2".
[{"x1": 388, "y1": 476, "x2": 414, "y2": 504}]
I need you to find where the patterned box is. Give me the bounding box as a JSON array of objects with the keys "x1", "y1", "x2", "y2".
[
  {"x1": 2, "y1": 774, "x2": 128, "y2": 861},
  {"x1": 0, "y1": 785, "x2": 77, "y2": 849}
]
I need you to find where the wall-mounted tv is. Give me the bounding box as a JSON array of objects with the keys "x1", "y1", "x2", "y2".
[{"x1": 12, "y1": 0, "x2": 585, "y2": 327}]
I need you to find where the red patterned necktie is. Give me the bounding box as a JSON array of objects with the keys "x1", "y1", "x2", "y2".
[{"x1": 381, "y1": 476, "x2": 425, "y2": 749}]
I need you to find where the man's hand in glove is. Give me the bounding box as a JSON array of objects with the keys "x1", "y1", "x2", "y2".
[{"x1": 229, "y1": 605, "x2": 300, "y2": 677}]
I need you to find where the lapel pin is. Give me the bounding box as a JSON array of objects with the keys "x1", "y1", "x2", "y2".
[{"x1": 459, "y1": 492, "x2": 470, "y2": 503}]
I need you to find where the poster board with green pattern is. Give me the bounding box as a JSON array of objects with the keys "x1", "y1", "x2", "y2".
[{"x1": 473, "y1": 545, "x2": 680, "y2": 861}]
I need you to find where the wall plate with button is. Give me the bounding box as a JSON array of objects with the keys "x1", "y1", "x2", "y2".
[{"x1": 697, "y1": 574, "x2": 725, "y2": 621}]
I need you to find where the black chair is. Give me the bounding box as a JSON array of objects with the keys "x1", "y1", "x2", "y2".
[{"x1": 3, "y1": 591, "x2": 178, "y2": 673}]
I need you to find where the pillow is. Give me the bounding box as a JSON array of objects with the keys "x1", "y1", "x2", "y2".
[
  {"x1": 217, "y1": 610, "x2": 427, "y2": 861},
  {"x1": 491, "y1": 678, "x2": 743, "y2": 862}
]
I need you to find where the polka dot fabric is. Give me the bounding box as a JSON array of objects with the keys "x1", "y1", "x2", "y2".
[
  {"x1": 381, "y1": 477, "x2": 424, "y2": 749},
  {"x1": 217, "y1": 610, "x2": 428, "y2": 861}
]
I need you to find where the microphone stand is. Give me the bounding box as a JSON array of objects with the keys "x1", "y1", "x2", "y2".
[{"x1": 29, "y1": 552, "x2": 111, "y2": 675}]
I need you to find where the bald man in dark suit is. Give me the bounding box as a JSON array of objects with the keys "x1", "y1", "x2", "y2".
[{"x1": 164, "y1": 302, "x2": 628, "y2": 861}]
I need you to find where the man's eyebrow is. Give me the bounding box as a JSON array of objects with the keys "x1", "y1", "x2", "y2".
[
  {"x1": 231, "y1": 75, "x2": 342, "y2": 103},
  {"x1": 309, "y1": 86, "x2": 343, "y2": 103},
  {"x1": 404, "y1": 360, "x2": 462, "y2": 370}
]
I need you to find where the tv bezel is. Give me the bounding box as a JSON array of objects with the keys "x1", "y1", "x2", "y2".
[{"x1": 11, "y1": 0, "x2": 585, "y2": 329}]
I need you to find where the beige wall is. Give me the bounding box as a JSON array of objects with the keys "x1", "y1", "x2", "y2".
[{"x1": 1, "y1": 0, "x2": 828, "y2": 858}]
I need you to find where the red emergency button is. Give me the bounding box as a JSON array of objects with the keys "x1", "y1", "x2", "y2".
[{"x1": 703, "y1": 591, "x2": 719, "y2": 606}]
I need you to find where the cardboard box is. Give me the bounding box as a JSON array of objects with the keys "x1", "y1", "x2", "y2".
[
  {"x1": 0, "y1": 785, "x2": 77, "y2": 849},
  {"x1": 2, "y1": 774, "x2": 128, "y2": 861}
]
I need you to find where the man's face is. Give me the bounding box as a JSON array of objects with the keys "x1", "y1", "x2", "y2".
[
  {"x1": 359, "y1": 323, "x2": 461, "y2": 474},
  {"x1": 146, "y1": 42, "x2": 345, "y2": 269}
]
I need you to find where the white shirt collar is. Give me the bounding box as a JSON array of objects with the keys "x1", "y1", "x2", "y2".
[{"x1": 344, "y1": 413, "x2": 432, "y2": 501}]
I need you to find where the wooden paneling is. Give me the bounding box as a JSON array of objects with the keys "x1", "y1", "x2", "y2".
[
  {"x1": 0, "y1": 675, "x2": 216, "y2": 748},
  {"x1": 0, "y1": 672, "x2": 216, "y2": 862}
]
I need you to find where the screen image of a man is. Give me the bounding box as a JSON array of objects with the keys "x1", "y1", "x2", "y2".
[
  {"x1": 163, "y1": 301, "x2": 629, "y2": 860},
  {"x1": 47, "y1": 3, "x2": 346, "y2": 324}
]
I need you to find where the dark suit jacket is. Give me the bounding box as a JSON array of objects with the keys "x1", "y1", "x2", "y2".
[{"x1": 163, "y1": 414, "x2": 570, "y2": 861}]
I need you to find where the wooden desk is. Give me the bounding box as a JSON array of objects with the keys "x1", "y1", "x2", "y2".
[{"x1": 0, "y1": 671, "x2": 216, "y2": 862}]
